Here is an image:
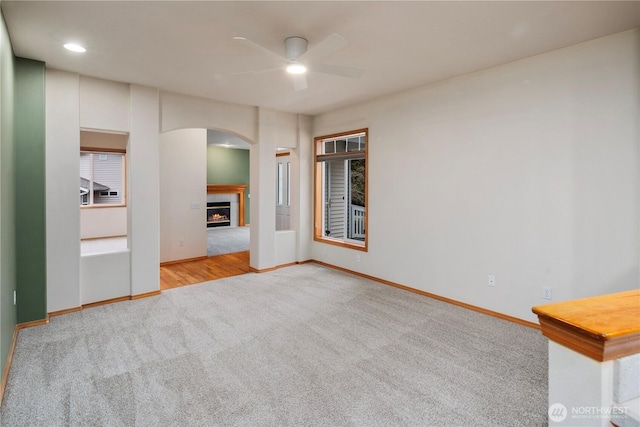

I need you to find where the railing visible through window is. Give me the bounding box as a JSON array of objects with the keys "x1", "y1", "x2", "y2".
[{"x1": 314, "y1": 129, "x2": 367, "y2": 250}]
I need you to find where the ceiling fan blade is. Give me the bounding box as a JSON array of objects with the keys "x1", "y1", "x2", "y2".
[
  {"x1": 309, "y1": 63, "x2": 365, "y2": 79},
  {"x1": 233, "y1": 36, "x2": 287, "y2": 64},
  {"x1": 231, "y1": 66, "x2": 282, "y2": 77},
  {"x1": 297, "y1": 33, "x2": 347, "y2": 63},
  {"x1": 292, "y1": 73, "x2": 308, "y2": 91}
]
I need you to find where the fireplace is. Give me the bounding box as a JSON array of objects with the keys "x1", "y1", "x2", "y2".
[
  {"x1": 207, "y1": 202, "x2": 231, "y2": 228},
  {"x1": 207, "y1": 184, "x2": 247, "y2": 227}
]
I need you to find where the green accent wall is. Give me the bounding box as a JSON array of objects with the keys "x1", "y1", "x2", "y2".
[
  {"x1": 0, "y1": 11, "x2": 17, "y2": 378},
  {"x1": 14, "y1": 58, "x2": 46, "y2": 324},
  {"x1": 207, "y1": 146, "x2": 250, "y2": 224}
]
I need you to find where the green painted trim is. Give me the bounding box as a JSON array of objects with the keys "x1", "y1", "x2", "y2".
[{"x1": 14, "y1": 58, "x2": 46, "y2": 324}]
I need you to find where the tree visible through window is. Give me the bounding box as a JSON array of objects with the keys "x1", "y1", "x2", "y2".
[
  {"x1": 80, "y1": 151, "x2": 125, "y2": 206},
  {"x1": 314, "y1": 129, "x2": 367, "y2": 250}
]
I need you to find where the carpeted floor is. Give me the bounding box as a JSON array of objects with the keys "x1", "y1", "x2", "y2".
[
  {"x1": 0, "y1": 264, "x2": 548, "y2": 426},
  {"x1": 207, "y1": 227, "x2": 250, "y2": 256}
]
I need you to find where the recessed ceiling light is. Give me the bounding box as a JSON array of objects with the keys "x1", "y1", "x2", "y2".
[
  {"x1": 286, "y1": 63, "x2": 307, "y2": 75},
  {"x1": 64, "y1": 43, "x2": 86, "y2": 53}
]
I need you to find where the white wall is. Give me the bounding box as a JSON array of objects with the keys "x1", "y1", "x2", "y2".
[
  {"x1": 159, "y1": 128, "x2": 207, "y2": 263},
  {"x1": 312, "y1": 29, "x2": 640, "y2": 323},
  {"x1": 275, "y1": 111, "x2": 299, "y2": 149},
  {"x1": 250, "y1": 108, "x2": 278, "y2": 270},
  {"x1": 160, "y1": 91, "x2": 257, "y2": 141},
  {"x1": 80, "y1": 207, "x2": 127, "y2": 239},
  {"x1": 159, "y1": 94, "x2": 307, "y2": 270},
  {"x1": 548, "y1": 342, "x2": 614, "y2": 427},
  {"x1": 80, "y1": 251, "x2": 130, "y2": 305},
  {"x1": 45, "y1": 68, "x2": 314, "y2": 309},
  {"x1": 46, "y1": 75, "x2": 163, "y2": 311},
  {"x1": 46, "y1": 69, "x2": 81, "y2": 312},
  {"x1": 79, "y1": 76, "x2": 130, "y2": 132},
  {"x1": 43, "y1": 29, "x2": 639, "y2": 320},
  {"x1": 275, "y1": 230, "x2": 296, "y2": 266},
  {"x1": 128, "y1": 84, "x2": 160, "y2": 296},
  {"x1": 294, "y1": 115, "x2": 313, "y2": 262}
]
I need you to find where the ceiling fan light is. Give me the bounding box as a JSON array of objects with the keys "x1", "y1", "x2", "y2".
[
  {"x1": 63, "y1": 43, "x2": 86, "y2": 53},
  {"x1": 286, "y1": 63, "x2": 307, "y2": 75}
]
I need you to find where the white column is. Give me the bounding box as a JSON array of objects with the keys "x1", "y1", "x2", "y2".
[
  {"x1": 294, "y1": 114, "x2": 312, "y2": 262},
  {"x1": 128, "y1": 85, "x2": 160, "y2": 295},
  {"x1": 45, "y1": 70, "x2": 81, "y2": 312},
  {"x1": 250, "y1": 108, "x2": 277, "y2": 270}
]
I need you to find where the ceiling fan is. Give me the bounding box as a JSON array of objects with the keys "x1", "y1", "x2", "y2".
[{"x1": 232, "y1": 33, "x2": 364, "y2": 91}]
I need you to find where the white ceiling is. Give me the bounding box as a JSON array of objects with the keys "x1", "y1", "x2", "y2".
[
  {"x1": 2, "y1": 1, "x2": 639, "y2": 117},
  {"x1": 207, "y1": 129, "x2": 251, "y2": 149}
]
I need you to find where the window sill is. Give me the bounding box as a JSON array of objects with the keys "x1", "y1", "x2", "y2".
[
  {"x1": 81, "y1": 204, "x2": 127, "y2": 209},
  {"x1": 314, "y1": 236, "x2": 367, "y2": 252}
]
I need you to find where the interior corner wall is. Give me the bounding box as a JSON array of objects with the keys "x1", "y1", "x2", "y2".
[
  {"x1": 128, "y1": 84, "x2": 160, "y2": 296},
  {"x1": 160, "y1": 128, "x2": 207, "y2": 263},
  {"x1": 311, "y1": 28, "x2": 640, "y2": 323},
  {"x1": 207, "y1": 146, "x2": 250, "y2": 224},
  {"x1": 46, "y1": 69, "x2": 80, "y2": 313},
  {"x1": 250, "y1": 107, "x2": 278, "y2": 270},
  {"x1": 293, "y1": 114, "x2": 313, "y2": 262},
  {"x1": 274, "y1": 111, "x2": 299, "y2": 149},
  {"x1": 14, "y1": 57, "x2": 46, "y2": 324},
  {"x1": 0, "y1": 9, "x2": 17, "y2": 379}
]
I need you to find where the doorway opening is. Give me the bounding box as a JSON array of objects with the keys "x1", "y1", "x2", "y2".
[{"x1": 159, "y1": 128, "x2": 251, "y2": 289}]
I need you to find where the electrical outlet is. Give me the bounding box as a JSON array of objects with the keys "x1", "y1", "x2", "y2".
[
  {"x1": 190, "y1": 202, "x2": 200, "y2": 209},
  {"x1": 488, "y1": 275, "x2": 496, "y2": 287},
  {"x1": 355, "y1": 254, "x2": 361, "y2": 262},
  {"x1": 543, "y1": 287, "x2": 552, "y2": 300},
  {"x1": 179, "y1": 240, "x2": 184, "y2": 247}
]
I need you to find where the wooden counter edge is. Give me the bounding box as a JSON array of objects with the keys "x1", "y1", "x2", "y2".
[{"x1": 533, "y1": 308, "x2": 640, "y2": 362}]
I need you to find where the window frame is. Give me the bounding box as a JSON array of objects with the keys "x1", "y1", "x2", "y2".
[
  {"x1": 314, "y1": 128, "x2": 368, "y2": 252},
  {"x1": 276, "y1": 162, "x2": 284, "y2": 206},
  {"x1": 80, "y1": 147, "x2": 127, "y2": 209},
  {"x1": 286, "y1": 161, "x2": 291, "y2": 207}
]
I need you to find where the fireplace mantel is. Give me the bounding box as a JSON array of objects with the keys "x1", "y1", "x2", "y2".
[{"x1": 207, "y1": 184, "x2": 248, "y2": 227}]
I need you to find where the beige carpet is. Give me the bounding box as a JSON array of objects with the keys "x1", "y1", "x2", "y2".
[
  {"x1": 1, "y1": 263, "x2": 547, "y2": 426},
  {"x1": 207, "y1": 226, "x2": 250, "y2": 256}
]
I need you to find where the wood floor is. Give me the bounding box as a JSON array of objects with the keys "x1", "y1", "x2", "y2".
[{"x1": 159, "y1": 251, "x2": 251, "y2": 290}]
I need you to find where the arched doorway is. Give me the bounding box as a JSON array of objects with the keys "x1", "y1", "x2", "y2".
[{"x1": 158, "y1": 128, "x2": 253, "y2": 288}]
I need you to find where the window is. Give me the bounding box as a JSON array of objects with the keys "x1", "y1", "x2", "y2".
[
  {"x1": 277, "y1": 162, "x2": 284, "y2": 206},
  {"x1": 314, "y1": 129, "x2": 367, "y2": 250},
  {"x1": 276, "y1": 160, "x2": 291, "y2": 208},
  {"x1": 276, "y1": 152, "x2": 291, "y2": 230},
  {"x1": 286, "y1": 162, "x2": 291, "y2": 207},
  {"x1": 80, "y1": 150, "x2": 126, "y2": 206}
]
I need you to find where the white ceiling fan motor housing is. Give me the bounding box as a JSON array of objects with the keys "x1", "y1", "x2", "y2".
[{"x1": 285, "y1": 37, "x2": 308, "y2": 60}]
